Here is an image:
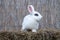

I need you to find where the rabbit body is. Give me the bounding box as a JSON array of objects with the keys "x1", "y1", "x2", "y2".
[{"x1": 22, "y1": 15, "x2": 39, "y2": 30}]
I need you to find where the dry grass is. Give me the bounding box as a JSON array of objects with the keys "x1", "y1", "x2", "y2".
[{"x1": 0, "y1": 29, "x2": 60, "y2": 40}]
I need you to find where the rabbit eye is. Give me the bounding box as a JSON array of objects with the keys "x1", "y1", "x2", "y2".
[{"x1": 34, "y1": 14, "x2": 38, "y2": 16}]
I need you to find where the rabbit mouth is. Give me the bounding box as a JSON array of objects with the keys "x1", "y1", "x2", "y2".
[{"x1": 36, "y1": 20, "x2": 40, "y2": 22}]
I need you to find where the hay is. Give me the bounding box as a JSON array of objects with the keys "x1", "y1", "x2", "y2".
[{"x1": 0, "y1": 29, "x2": 60, "y2": 40}]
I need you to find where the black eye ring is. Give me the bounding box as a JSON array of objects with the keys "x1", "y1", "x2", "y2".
[{"x1": 34, "y1": 14, "x2": 38, "y2": 16}]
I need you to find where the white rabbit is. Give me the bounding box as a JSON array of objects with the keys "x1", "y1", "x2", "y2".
[{"x1": 21, "y1": 5, "x2": 42, "y2": 32}]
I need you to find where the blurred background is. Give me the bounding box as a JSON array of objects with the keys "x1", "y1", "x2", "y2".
[{"x1": 0, "y1": 0, "x2": 60, "y2": 31}]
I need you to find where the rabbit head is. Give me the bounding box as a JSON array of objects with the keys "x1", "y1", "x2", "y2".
[{"x1": 28, "y1": 5, "x2": 42, "y2": 22}]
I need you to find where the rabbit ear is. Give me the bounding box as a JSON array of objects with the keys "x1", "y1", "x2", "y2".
[{"x1": 28, "y1": 5, "x2": 35, "y2": 13}]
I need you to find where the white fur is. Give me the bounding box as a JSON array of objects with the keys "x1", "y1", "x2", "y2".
[{"x1": 21, "y1": 5, "x2": 42, "y2": 32}]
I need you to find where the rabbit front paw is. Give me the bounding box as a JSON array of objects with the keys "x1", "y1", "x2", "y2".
[{"x1": 32, "y1": 29, "x2": 37, "y2": 32}]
